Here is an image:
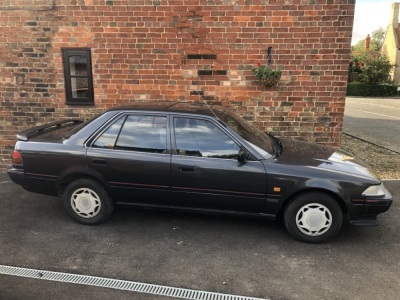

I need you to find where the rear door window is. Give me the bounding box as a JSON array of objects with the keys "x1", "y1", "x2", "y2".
[
  {"x1": 115, "y1": 115, "x2": 167, "y2": 153},
  {"x1": 93, "y1": 115, "x2": 167, "y2": 153}
]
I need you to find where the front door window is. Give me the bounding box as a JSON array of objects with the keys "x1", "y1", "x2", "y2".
[{"x1": 174, "y1": 117, "x2": 240, "y2": 159}]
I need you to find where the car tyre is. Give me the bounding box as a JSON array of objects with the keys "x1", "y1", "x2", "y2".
[
  {"x1": 284, "y1": 192, "x2": 343, "y2": 243},
  {"x1": 63, "y1": 179, "x2": 114, "y2": 225}
]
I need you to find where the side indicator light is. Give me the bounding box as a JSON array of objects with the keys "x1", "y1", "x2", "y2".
[{"x1": 273, "y1": 187, "x2": 281, "y2": 193}]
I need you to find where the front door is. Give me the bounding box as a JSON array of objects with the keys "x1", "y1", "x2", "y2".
[{"x1": 170, "y1": 116, "x2": 267, "y2": 213}]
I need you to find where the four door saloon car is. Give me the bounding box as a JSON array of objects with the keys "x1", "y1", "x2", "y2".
[{"x1": 7, "y1": 102, "x2": 392, "y2": 243}]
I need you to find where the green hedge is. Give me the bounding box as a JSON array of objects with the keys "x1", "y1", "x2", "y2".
[{"x1": 346, "y1": 82, "x2": 398, "y2": 97}]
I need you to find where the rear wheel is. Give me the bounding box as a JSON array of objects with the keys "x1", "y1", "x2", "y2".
[
  {"x1": 284, "y1": 192, "x2": 343, "y2": 243},
  {"x1": 63, "y1": 179, "x2": 114, "y2": 225}
]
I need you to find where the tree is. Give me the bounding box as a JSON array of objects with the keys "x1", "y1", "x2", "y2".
[
  {"x1": 371, "y1": 27, "x2": 385, "y2": 51},
  {"x1": 349, "y1": 27, "x2": 389, "y2": 84},
  {"x1": 351, "y1": 39, "x2": 364, "y2": 53},
  {"x1": 359, "y1": 55, "x2": 396, "y2": 85}
]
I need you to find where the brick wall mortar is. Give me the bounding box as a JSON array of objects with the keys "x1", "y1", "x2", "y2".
[{"x1": 0, "y1": 0, "x2": 354, "y2": 171}]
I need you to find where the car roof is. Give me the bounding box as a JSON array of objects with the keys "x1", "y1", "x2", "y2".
[{"x1": 107, "y1": 101, "x2": 225, "y2": 118}]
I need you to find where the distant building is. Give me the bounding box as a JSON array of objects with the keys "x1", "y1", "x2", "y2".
[{"x1": 381, "y1": 2, "x2": 400, "y2": 84}]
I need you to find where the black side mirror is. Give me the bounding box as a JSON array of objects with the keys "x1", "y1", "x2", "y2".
[{"x1": 237, "y1": 149, "x2": 248, "y2": 163}]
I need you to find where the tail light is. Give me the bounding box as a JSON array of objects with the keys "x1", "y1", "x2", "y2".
[{"x1": 12, "y1": 150, "x2": 23, "y2": 165}]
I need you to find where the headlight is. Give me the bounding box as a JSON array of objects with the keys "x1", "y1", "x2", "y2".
[{"x1": 362, "y1": 183, "x2": 386, "y2": 197}]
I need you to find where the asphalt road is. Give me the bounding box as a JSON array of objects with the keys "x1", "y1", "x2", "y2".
[
  {"x1": 344, "y1": 97, "x2": 400, "y2": 153},
  {"x1": 0, "y1": 173, "x2": 399, "y2": 300}
]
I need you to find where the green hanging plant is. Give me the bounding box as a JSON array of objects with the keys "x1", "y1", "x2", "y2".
[{"x1": 252, "y1": 62, "x2": 282, "y2": 87}]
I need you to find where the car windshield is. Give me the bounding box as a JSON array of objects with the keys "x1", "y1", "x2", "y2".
[{"x1": 215, "y1": 107, "x2": 275, "y2": 158}]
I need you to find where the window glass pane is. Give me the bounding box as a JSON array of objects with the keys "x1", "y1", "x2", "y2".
[
  {"x1": 116, "y1": 115, "x2": 167, "y2": 153},
  {"x1": 174, "y1": 118, "x2": 239, "y2": 159},
  {"x1": 63, "y1": 49, "x2": 94, "y2": 105},
  {"x1": 93, "y1": 117, "x2": 124, "y2": 149},
  {"x1": 71, "y1": 77, "x2": 89, "y2": 98},
  {"x1": 69, "y1": 55, "x2": 88, "y2": 76}
]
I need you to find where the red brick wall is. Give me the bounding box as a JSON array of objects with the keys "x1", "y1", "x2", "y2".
[{"x1": 0, "y1": 0, "x2": 355, "y2": 171}]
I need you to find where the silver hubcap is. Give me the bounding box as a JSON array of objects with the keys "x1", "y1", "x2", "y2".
[
  {"x1": 296, "y1": 203, "x2": 332, "y2": 236},
  {"x1": 71, "y1": 188, "x2": 101, "y2": 218}
]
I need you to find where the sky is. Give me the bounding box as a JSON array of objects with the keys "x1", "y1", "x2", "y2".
[{"x1": 352, "y1": 0, "x2": 395, "y2": 45}]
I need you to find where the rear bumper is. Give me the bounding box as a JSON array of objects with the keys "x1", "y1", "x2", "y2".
[
  {"x1": 7, "y1": 168, "x2": 28, "y2": 187},
  {"x1": 7, "y1": 168, "x2": 58, "y2": 196}
]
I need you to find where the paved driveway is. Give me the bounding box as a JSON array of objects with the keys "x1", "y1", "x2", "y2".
[
  {"x1": 344, "y1": 97, "x2": 400, "y2": 153},
  {"x1": 0, "y1": 173, "x2": 399, "y2": 300}
]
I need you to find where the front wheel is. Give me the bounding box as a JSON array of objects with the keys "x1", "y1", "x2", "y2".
[
  {"x1": 284, "y1": 192, "x2": 343, "y2": 243},
  {"x1": 63, "y1": 179, "x2": 114, "y2": 225}
]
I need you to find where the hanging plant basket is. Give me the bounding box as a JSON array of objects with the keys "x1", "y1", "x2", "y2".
[
  {"x1": 259, "y1": 75, "x2": 281, "y2": 87},
  {"x1": 252, "y1": 64, "x2": 282, "y2": 87}
]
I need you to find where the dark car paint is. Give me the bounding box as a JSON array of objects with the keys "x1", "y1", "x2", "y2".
[
  {"x1": 262, "y1": 137, "x2": 383, "y2": 222},
  {"x1": 85, "y1": 111, "x2": 269, "y2": 213},
  {"x1": 88, "y1": 149, "x2": 171, "y2": 204},
  {"x1": 7, "y1": 104, "x2": 392, "y2": 226}
]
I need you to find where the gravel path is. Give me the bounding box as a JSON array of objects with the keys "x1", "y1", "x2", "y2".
[{"x1": 340, "y1": 134, "x2": 400, "y2": 180}]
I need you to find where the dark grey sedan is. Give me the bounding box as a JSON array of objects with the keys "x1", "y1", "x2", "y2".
[{"x1": 7, "y1": 102, "x2": 392, "y2": 243}]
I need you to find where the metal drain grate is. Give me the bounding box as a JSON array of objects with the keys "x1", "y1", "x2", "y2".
[{"x1": 0, "y1": 265, "x2": 268, "y2": 300}]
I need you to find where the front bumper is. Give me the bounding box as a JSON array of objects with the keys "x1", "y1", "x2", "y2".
[
  {"x1": 350, "y1": 186, "x2": 393, "y2": 227},
  {"x1": 363, "y1": 196, "x2": 393, "y2": 215}
]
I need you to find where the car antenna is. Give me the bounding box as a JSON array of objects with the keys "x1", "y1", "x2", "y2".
[{"x1": 193, "y1": 90, "x2": 219, "y2": 119}]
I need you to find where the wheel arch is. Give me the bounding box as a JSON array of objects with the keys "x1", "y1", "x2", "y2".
[
  {"x1": 280, "y1": 187, "x2": 348, "y2": 217},
  {"x1": 57, "y1": 173, "x2": 111, "y2": 198}
]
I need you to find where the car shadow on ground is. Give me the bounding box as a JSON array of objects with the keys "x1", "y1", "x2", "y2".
[{"x1": 108, "y1": 204, "x2": 377, "y2": 246}]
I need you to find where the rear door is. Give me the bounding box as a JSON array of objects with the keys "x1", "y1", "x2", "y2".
[
  {"x1": 170, "y1": 115, "x2": 267, "y2": 213},
  {"x1": 86, "y1": 113, "x2": 171, "y2": 205}
]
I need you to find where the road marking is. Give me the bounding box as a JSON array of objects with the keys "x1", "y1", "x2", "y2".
[
  {"x1": 0, "y1": 265, "x2": 268, "y2": 300},
  {"x1": 0, "y1": 181, "x2": 11, "y2": 185},
  {"x1": 356, "y1": 103, "x2": 400, "y2": 109},
  {"x1": 357, "y1": 110, "x2": 400, "y2": 120},
  {"x1": 346, "y1": 100, "x2": 400, "y2": 111}
]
